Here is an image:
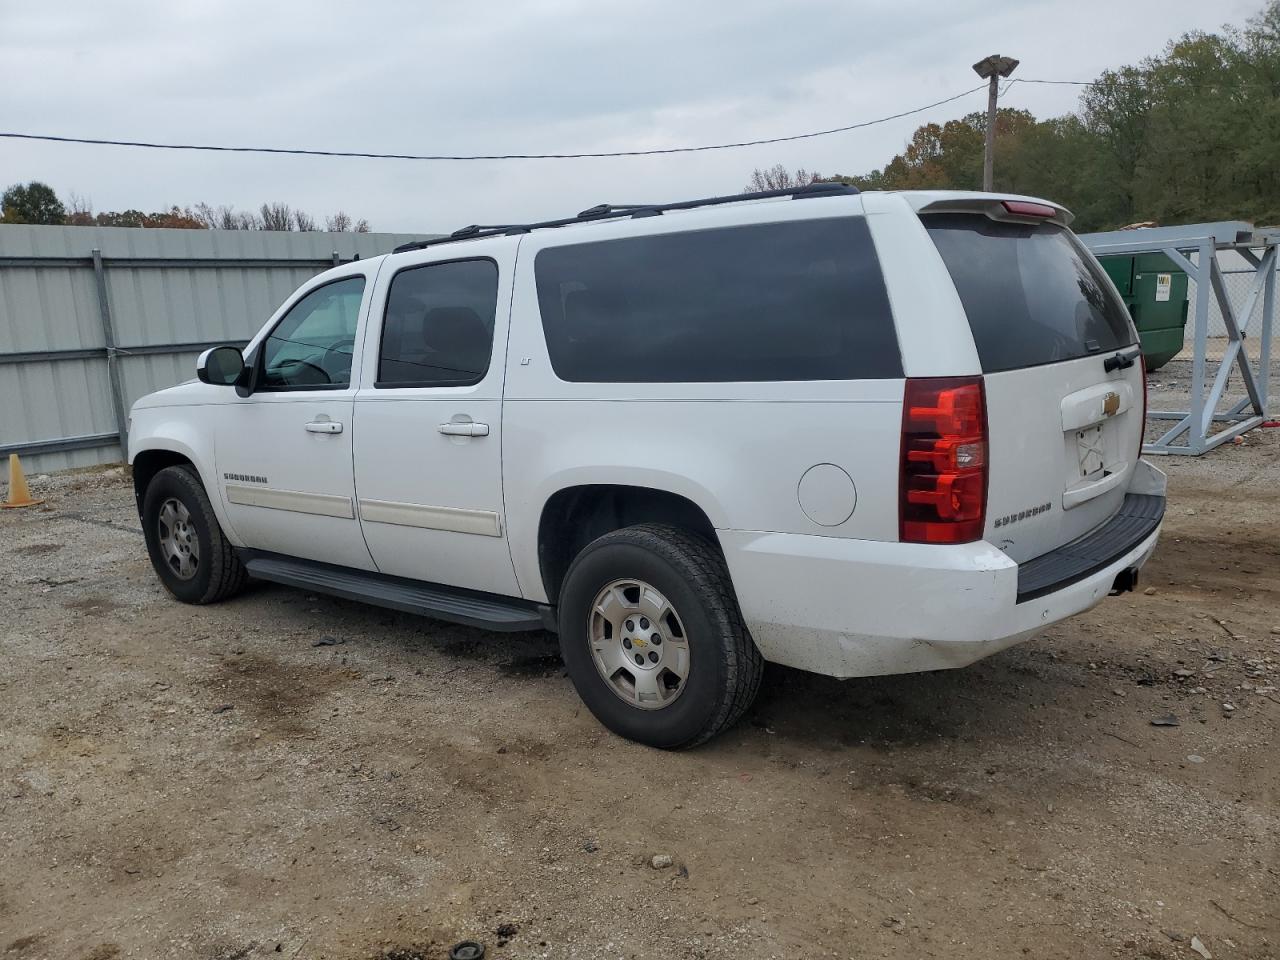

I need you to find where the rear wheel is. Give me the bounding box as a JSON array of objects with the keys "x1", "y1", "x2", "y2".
[
  {"x1": 557, "y1": 523, "x2": 763, "y2": 749},
  {"x1": 142, "y1": 465, "x2": 247, "y2": 604}
]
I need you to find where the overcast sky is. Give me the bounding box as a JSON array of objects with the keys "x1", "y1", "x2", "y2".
[{"x1": 0, "y1": 0, "x2": 1262, "y2": 233}]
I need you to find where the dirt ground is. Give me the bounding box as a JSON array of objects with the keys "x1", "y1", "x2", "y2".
[{"x1": 2, "y1": 399, "x2": 1278, "y2": 959}]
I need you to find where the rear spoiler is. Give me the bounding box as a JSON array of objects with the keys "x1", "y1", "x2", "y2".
[{"x1": 916, "y1": 197, "x2": 1074, "y2": 228}]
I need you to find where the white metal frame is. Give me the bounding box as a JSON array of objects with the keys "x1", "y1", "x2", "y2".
[{"x1": 1082, "y1": 223, "x2": 1278, "y2": 455}]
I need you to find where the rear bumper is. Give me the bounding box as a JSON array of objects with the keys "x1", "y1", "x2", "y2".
[
  {"x1": 719, "y1": 465, "x2": 1166, "y2": 679},
  {"x1": 1017, "y1": 492, "x2": 1164, "y2": 602}
]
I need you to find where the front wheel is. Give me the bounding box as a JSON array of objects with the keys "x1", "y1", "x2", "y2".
[
  {"x1": 142, "y1": 464, "x2": 247, "y2": 604},
  {"x1": 557, "y1": 523, "x2": 763, "y2": 749}
]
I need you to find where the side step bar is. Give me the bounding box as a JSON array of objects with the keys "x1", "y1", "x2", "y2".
[{"x1": 241, "y1": 551, "x2": 553, "y2": 632}]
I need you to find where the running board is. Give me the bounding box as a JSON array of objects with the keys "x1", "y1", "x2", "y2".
[{"x1": 241, "y1": 552, "x2": 553, "y2": 632}]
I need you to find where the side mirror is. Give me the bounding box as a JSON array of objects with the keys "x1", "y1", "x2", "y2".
[{"x1": 197, "y1": 345, "x2": 245, "y2": 386}]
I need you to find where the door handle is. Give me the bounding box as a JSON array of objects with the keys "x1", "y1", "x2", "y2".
[
  {"x1": 438, "y1": 422, "x2": 489, "y2": 437},
  {"x1": 305, "y1": 420, "x2": 343, "y2": 434}
]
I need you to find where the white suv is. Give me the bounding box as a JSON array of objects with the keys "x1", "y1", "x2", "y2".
[{"x1": 129, "y1": 183, "x2": 1166, "y2": 748}]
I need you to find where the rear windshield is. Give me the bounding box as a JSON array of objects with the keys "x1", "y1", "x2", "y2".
[
  {"x1": 534, "y1": 217, "x2": 901, "y2": 382},
  {"x1": 922, "y1": 213, "x2": 1136, "y2": 373}
]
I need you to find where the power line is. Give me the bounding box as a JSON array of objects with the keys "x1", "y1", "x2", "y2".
[
  {"x1": 1015, "y1": 78, "x2": 1098, "y2": 86},
  {"x1": 0, "y1": 85, "x2": 988, "y2": 162},
  {"x1": 1000, "y1": 78, "x2": 1100, "y2": 97}
]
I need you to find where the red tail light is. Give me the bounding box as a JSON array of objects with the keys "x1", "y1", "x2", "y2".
[
  {"x1": 1002, "y1": 200, "x2": 1056, "y2": 218},
  {"x1": 1138, "y1": 355, "x2": 1148, "y2": 460},
  {"x1": 900, "y1": 377, "x2": 988, "y2": 544}
]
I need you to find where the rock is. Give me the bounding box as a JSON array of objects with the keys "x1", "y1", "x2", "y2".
[
  {"x1": 581, "y1": 839, "x2": 598, "y2": 853},
  {"x1": 881, "y1": 917, "x2": 906, "y2": 935},
  {"x1": 1162, "y1": 929, "x2": 1187, "y2": 942},
  {"x1": 650, "y1": 854, "x2": 673, "y2": 869},
  {"x1": 1222, "y1": 702, "x2": 1236, "y2": 712},
  {"x1": 311, "y1": 636, "x2": 344, "y2": 647},
  {"x1": 1150, "y1": 713, "x2": 1180, "y2": 727},
  {"x1": 494, "y1": 922, "x2": 518, "y2": 939},
  {"x1": 1190, "y1": 935, "x2": 1212, "y2": 959},
  {"x1": 1173, "y1": 668, "x2": 1196, "y2": 678},
  {"x1": 1186, "y1": 754, "x2": 1205, "y2": 763},
  {"x1": 212, "y1": 703, "x2": 233, "y2": 714},
  {"x1": 1144, "y1": 586, "x2": 1157, "y2": 596}
]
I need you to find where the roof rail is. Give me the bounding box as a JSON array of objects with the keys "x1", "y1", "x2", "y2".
[{"x1": 392, "y1": 181, "x2": 858, "y2": 253}]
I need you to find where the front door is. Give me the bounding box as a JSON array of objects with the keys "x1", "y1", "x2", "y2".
[
  {"x1": 215, "y1": 272, "x2": 377, "y2": 571},
  {"x1": 352, "y1": 248, "x2": 520, "y2": 596}
]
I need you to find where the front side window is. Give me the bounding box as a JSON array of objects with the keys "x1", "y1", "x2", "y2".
[
  {"x1": 377, "y1": 259, "x2": 499, "y2": 387},
  {"x1": 533, "y1": 217, "x2": 901, "y2": 383},
  {"x1": 259, "y1": 276, "x2": 366, "y2": 389}
]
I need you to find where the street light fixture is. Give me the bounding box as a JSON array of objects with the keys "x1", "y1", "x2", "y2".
[{"x1": 972, "y1": 54, "x2": 1019, "y2": 191}]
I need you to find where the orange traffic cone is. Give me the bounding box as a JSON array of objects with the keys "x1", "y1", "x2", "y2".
[{"x1": 2, "y1": 454, "x2": 44, "y2": 509}]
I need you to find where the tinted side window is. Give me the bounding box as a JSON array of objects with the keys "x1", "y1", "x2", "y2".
[
  {"x1": 260, "y1": 276, "x2": 365, "y2": 390},
  {"x1": 534, "y1": 217, "x2": 900, "y2": 382},
  {"x1": 378, "y1": 259, "x2": 499, "y2": 387},
  {"x1": 922, "y1": 213, "x2": 1137, "y2": 373}
]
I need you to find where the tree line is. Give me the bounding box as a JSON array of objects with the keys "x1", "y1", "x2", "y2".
[
  {"x1": 748, "y1": 1, "x2": 1280, "y2": 232},
  {"x1": 1, "y1": 182, "x2": 371, "y2": 232}
]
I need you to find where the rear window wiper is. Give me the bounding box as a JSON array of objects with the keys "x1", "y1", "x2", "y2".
[{"x1": 1103, "y1": 346, "x2": 1142, "y2": 372}]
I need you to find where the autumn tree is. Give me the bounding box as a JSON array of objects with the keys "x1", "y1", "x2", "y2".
[
  {"x1": 1, "y1": 181, "x2": 66, "y2": 224},
  {"x1": 324, "y1": 211, "x2": 370, "y2": 233},
  {"x1": 778, "y1": 1, "x2": 1280, "y2": 232},
  {"x1": 194, "y1": 204, "x2": 262, "y2": 230},
  {"x1": 65, "y1": 192, "x2": 95, "y2": 226},
  {"x1": 744, "y1": 165, "x2": 822, "y2": 192},
  {"x1": 259, "y1": 202, "x2": 294, "y2": 231}
]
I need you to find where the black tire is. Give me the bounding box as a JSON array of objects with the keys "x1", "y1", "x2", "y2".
[
  {"x1": 557, "y1": 523, "x2": 763, "y2": 749},
  {"x1": 141, "y1": 464, "x2": 247, "y2": 604}
]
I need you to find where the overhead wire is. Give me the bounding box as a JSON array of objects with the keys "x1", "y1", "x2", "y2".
[
  {"x1": 0, "y1": 84, "x2": 995, "y2": 162},
  {"x1": 0, "y1": 78, "x2": 1117, "y2": 164}
]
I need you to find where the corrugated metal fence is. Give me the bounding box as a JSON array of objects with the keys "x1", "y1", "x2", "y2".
[{"x1": 0, "y1": 224, "x2": 434, "y2": 472}]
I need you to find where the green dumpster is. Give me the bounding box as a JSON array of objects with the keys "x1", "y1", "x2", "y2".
[{"x1": 1099, "y1": 253, "x2": 1189, "y2": 371}]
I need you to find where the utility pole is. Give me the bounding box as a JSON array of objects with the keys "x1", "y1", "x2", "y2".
[{"x1": 971, "y1": 54, "x2": 1019, "y2": 191}]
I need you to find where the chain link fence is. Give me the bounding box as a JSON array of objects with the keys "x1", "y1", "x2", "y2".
[{"x1": 1182, "y1": 267, "x2": 1274, "y2": 363}]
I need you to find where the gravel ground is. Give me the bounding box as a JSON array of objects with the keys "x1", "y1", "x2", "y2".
[{"x1": 2, "y1": 418, "x2": 1278, "y2": 960}]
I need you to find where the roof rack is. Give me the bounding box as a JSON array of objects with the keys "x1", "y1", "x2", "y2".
[{"x1": 391, "y1": 181, "x2": 858, "y2": 253}]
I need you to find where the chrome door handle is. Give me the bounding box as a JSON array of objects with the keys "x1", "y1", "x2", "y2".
[
  {"x1": 305, "y1": 420, "x2": 343, "y2": 434},
  {"x1": 438, "y1": 422, "x2": 489, "y2": 437}
]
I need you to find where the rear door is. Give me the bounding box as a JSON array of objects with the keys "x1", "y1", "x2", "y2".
[
  {"x1": 351, "y1": 244, "x2": 521, "y2": 596},
  {"x1": 921, "y1": 209, "x2": 1144, "y2": 563}
]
